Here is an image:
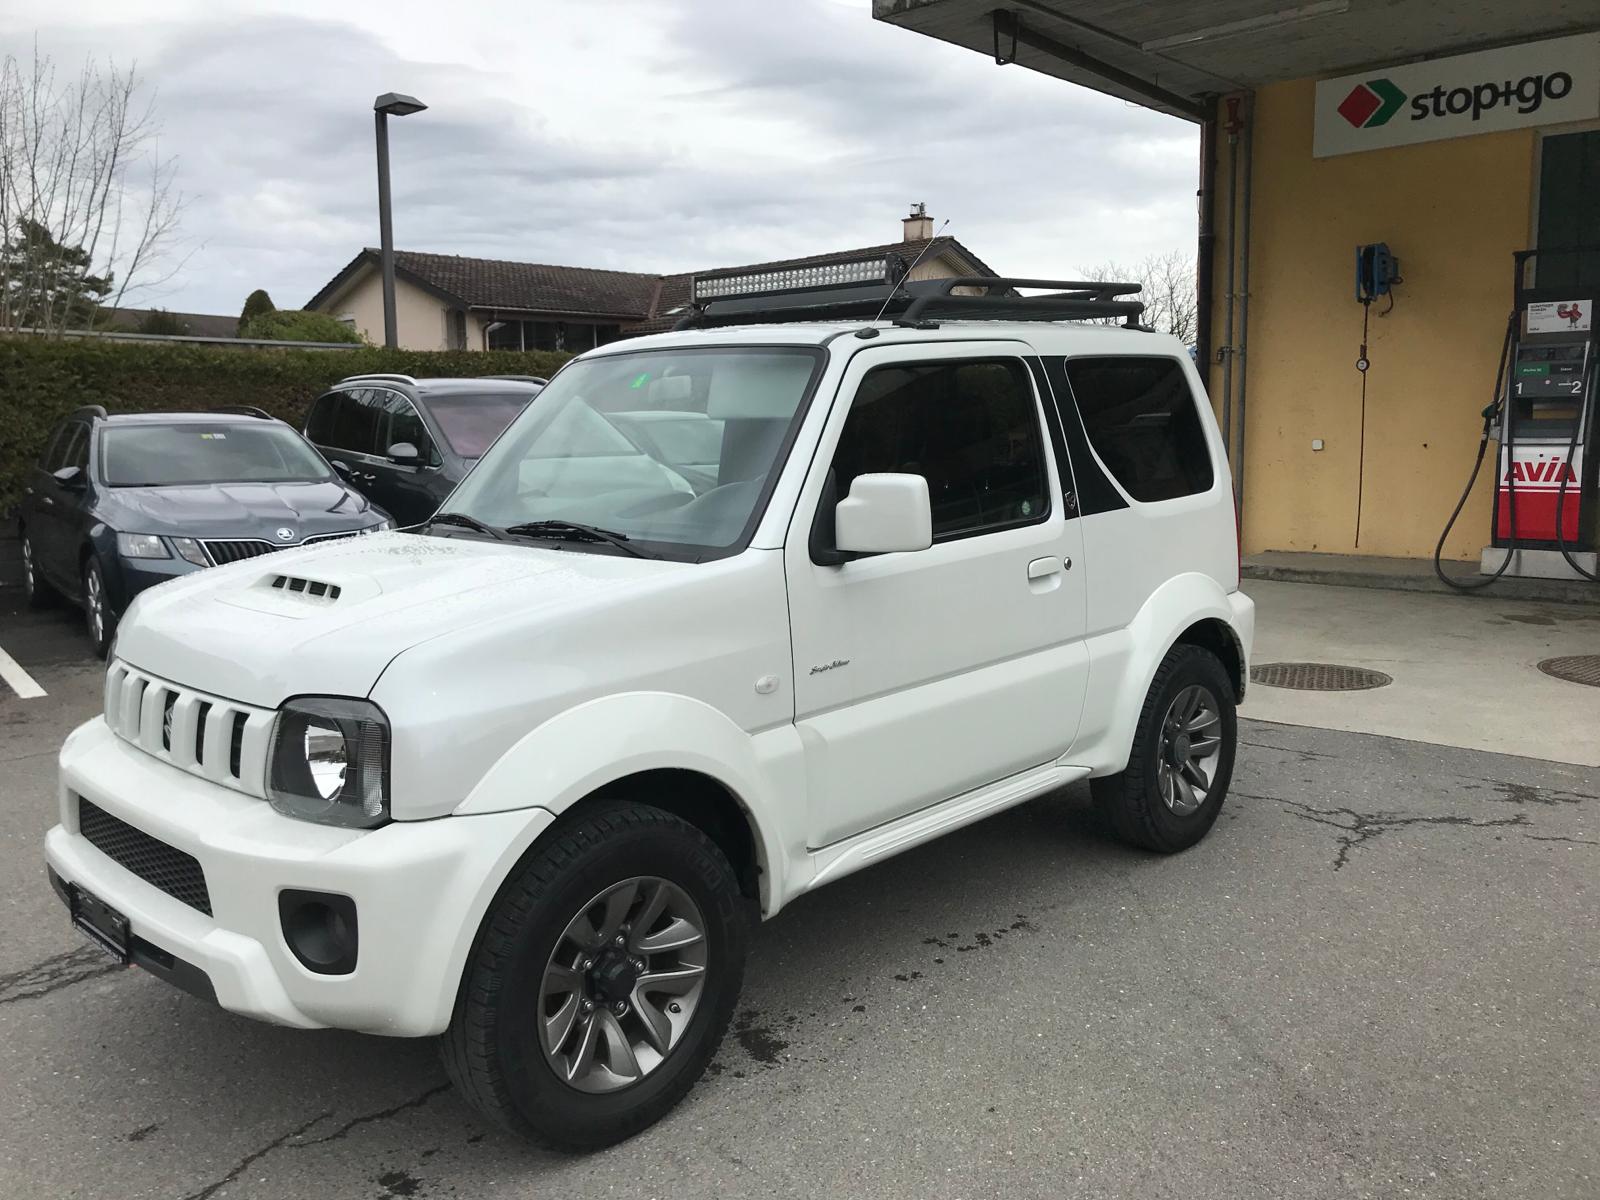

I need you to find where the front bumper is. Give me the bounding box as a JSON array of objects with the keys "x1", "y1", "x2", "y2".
[{"x1": 46, "y1": 718, "x2": 555, "y2": 1036}]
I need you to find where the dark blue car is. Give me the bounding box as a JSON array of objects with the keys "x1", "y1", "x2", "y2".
[{"x1": 18, "y1": 406, "x2": 390, "y2": 656}]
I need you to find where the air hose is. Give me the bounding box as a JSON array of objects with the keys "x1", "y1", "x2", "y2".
[{"x1": 1433, "y1": 312, "x2": 1518, "y2": 592}]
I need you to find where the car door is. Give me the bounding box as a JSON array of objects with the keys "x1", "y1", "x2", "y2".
[
  {"x1": 785, "y1": 342, "x2": 1091, "y2": 848},
  {"x1": 30, "y1": 420, "x2": 90, "y2": 589},
  {"x1": 364, "y1": 389, "x2": 446, "y2": 525}
]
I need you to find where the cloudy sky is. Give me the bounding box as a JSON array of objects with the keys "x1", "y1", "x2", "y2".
[{"x1": 1, "y1": 0, "x2": 1199, "y2": 316}]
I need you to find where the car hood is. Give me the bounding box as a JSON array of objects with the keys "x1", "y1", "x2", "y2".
[
  {"x1": 99, "y1": 480, "x2": 380, "y2": 539},
  {"x1": 113, "y1": 532, "x2": 690, "y2": 707}
]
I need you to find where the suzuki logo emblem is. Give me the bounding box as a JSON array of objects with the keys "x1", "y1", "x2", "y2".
[{"x1": 275, "y1": 527, "x2": 296, "y2": 542}]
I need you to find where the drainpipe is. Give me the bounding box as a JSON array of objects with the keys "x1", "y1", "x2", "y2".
[
  {"x1": 1219, "y1": 96, "x2": 1244, "y2": 463},
  {"x1": 1233, "y1": 95, "x2": 1255, "y2": 518},
  {"x1": 1194, "y1": 100, "x2": 1218, "y2": 380}
]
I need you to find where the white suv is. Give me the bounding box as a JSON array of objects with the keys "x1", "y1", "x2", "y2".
[{"x1": 46, "y1": 274, "x2": 1253, "y2": 1149}]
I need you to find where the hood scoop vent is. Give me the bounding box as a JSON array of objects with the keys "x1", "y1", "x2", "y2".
[{"x1": 269, "y1": 574, "x2": 342, "y2": 602}]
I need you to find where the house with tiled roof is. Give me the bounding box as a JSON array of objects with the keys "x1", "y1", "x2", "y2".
[{"x1": 305, "y1": 207, "x2": 998, "y2": 352}]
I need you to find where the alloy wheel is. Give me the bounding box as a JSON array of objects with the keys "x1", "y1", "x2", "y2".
[
  {"x1": 1157, "y1": 683, "x2": 1223, "y2": 817},
  {"x1": 21, "y1": 538, "x2": 35, "y2": 599},
  {"x1": 85, "y1": 565, "x2": 105, "y2": 645},
  {"x1": 538, "y1": 875, "x2": 708, "y2": 1094}
]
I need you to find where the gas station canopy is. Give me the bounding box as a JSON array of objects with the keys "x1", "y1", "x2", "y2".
[{"x1": 872, "y1": 0, "x2": 1599, "y2": 120}]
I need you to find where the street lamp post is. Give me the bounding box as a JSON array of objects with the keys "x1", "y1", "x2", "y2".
[{"x1": 373, "y1": 92, "x2": 427, "y2": 350}]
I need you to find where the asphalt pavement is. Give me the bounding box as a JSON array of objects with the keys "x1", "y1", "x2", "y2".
[{"x1": 1, "y1": 594, "x2": 1597, "y2": 1200}]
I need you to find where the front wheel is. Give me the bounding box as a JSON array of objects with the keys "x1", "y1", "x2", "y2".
[
  {"x1": 1092, "y1": 644, "x2": 1237, "y2": 853},
  {"x1": 82, "y1": 557, "x2": 117, "y2": 659},
  {"x1": 441, "y1": 803, "x2": 747, "y2": 1150}
]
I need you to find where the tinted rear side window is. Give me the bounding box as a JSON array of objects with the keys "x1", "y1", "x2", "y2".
[
  {"x1": 1063, "y1": 357, "x2": 1213, "y2": 502},
  {"x1": 310, "y1": 389, "x2": 383, "y2": 456}
]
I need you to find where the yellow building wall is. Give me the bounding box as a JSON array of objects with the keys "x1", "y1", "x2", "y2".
[
  {"x1": 321, "y1": 271, "x2": 456, "y2": 350},
  {"x1": 1211, "y1": 79, "x2": 1537, "y2": 560}
]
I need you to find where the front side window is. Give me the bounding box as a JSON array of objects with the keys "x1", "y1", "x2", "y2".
[
  {"x1": 1064, "y1": 357, "x2": 1214, "y2": 503},
  {"x1": 445, "y1": 347, "x2": 822, "y2": 557},
  {"x1": 40, "y1": 421, "x2": 75, "y2": 471},
  {"x1": 100, "y1": 424, "x2": 334, "y2": 486},
  {"x1": 832, "y1": 358, "x2": 1048, "y2": 541},
  {"x1": 378, "y1": 394, "x2": 433, "y2": 459},
  {"x1": 425, "y1": 392, "x2": 535, "y2": 459}
]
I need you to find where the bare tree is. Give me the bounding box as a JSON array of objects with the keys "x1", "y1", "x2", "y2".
[
  {"x1": 1079, "y1": 250, "x2": 1197, "y2": 345},
  {"x1": 0, "y1": 43, "x2": 186, "y2": 334}
]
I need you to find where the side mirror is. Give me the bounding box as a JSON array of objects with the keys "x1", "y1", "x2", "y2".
[
  {"x1": 386, "y1": 442, "x2": 420, "y2": 465},
  {"x1": 52, "y1": 465, "x2": 85, "y2": 490},
  {"x1": 834, "y1": 473, "x2": 933, "y2": 555}
]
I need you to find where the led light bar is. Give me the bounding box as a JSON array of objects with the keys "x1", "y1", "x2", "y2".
[{"x1": 694, "y1": 258, "x2": 894, "y2": 302}]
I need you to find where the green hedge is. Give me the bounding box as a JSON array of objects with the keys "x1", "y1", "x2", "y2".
[{"x1": 0, "y1": 337, "x2": 571, "y2": 518}]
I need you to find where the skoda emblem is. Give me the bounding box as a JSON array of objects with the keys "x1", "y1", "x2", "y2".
[{"x1": 274, "y1": 527, "x2": 296, "y2": 543}]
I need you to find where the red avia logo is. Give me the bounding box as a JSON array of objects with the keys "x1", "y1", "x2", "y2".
[
  {"x1": 1505, "y1": 459, "x2": 1577, "y2": 484},
  {"x1": 1337, "y1": 79, "x2": 1405, "y2": 128}
]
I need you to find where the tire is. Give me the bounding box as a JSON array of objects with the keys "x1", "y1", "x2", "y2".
[
  {"x1": 1092, "y1": 643, "x2": 1237, "y2": 853},
  {"x1": 20, "y1": 532, "x2": 60, "y2": 609},
  {"x1": 441, "y1": 802, "x2": 747, "y2": 1151},
  {"x1": 82, "y1": 557, "x2": 116, "y2": 659}
]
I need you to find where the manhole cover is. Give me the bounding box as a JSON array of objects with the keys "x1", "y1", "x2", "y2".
[
  {"x1": 1249, "y1": 662, "x2": 1393, "y2": 691},
  {"x1": 1538, "y1": 655, "x2": 1600, "y2": 688}
]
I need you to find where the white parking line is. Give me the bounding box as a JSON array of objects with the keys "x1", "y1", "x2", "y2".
[{"x1": 0, "y1": 643, "x2": 46, "y2": 699}]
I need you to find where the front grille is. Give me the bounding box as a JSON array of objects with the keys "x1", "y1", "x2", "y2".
[
  {"x1": 104, "y1": 662, "x2": 276, "y2": 797},
  {"x1": 202, "y1": 538, "x2": 278, "y2": 565},
  {"x1": 203, "y1": 531, "x2": 363, "y2": 565},
  {"x1": 77, "y1": 798, "x2": 212, "y2": 915}
]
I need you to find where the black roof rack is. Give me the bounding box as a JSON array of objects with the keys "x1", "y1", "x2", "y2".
[
  {"x1": 209, "y1": 405, "x2": 274, "y2": 419},
  {"x1": 481, "y1": 374, "x2": 549, "y2": 385},
  {"x1": 676, "y1": 274, "x2": 1146, "y2": 331}
]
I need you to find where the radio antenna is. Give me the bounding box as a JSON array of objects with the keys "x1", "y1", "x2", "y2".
[{"x1": 871, "y1": 217, "x2": 950, "y2": 326}]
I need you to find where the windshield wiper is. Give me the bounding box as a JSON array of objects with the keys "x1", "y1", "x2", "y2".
[
  {"x1": 503, "y1": 519, "x2": 649, "y2": 557},
  {"x1": 420, "y1": 511, "x2": 510, "y2": 541}
]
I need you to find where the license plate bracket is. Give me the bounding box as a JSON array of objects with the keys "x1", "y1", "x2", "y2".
[{"x1": 70, "y1": 885, "x2": 131, "y2": 964}]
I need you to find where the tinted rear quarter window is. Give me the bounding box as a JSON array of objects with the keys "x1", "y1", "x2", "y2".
[{"x1": 1063, "y1": 356, "x2": 1213, "y2": 502}]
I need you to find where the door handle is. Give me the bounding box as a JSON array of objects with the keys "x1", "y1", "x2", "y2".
[{"x1": 1027, "y1": 556, "x2": 1062, "y2": 580}]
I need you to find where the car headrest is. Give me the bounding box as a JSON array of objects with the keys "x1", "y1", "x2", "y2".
[
  {"x1": 647, "y1": 375, "x2": 693, "y2": 406},
  {"x1": 706, "y1": 355, "x2": 815, "y2": 421}
]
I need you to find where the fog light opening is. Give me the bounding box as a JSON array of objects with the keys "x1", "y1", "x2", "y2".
[{"x1": 278, "y1": 889, "x2": 359, "y2": 976}]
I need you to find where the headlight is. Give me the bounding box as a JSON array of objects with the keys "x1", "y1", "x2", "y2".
[
  {"x1": 267, "y1": 697, "x2": 390, "y2": 829},
  {"x1": 116, "y1": 532, "x2": 170, "y2": 559},
  {"x1": 365, "y1": 519, "x2": 392, "y2": 533},
  {"x1": 170, "y1": 537, "x2": 210, "y2": 567}
]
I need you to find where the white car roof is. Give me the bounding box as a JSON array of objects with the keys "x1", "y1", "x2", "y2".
[{"x1": 582, "y1": 320, "x2": 1190, "y2": 360}]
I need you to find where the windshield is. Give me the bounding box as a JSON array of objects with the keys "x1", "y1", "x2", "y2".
[
  {"x1": 101, "y1": 423, "x2": 333, "y2": 486},
  {"x1": 444, "y1": 347, "x2": 822, "y2": 557},
  {"x1": 428, "y1": 391, "x2": 537, "y2": 458}
]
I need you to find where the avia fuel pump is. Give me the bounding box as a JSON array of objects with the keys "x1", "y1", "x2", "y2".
[{"x1": 1436, "y1": 246, "x2": 1599, "y2": 589}]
